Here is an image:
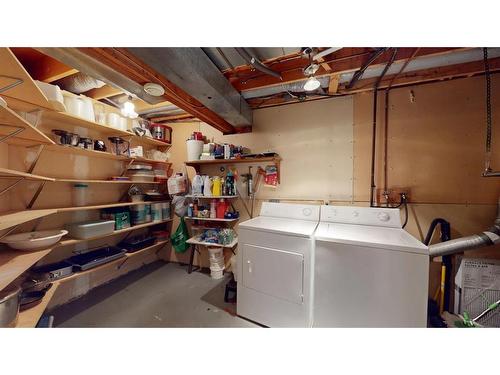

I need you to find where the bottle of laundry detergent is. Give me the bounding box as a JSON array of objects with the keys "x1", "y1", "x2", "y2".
[
  {"x1": 224, "y1": 171, "x2": 235, "y2": 196},
  {"x1": 212, "y1": 176, "x2": 222, "y2": 196},
  {"x1": 203, "y1": 175, "x2": 212, "y2": 196},
  {"x1": 192, "y1": 173, "x2": 204, "y2": 195}
]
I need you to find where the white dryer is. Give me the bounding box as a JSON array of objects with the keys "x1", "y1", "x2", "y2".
[
  {"x1": 237, "y1": 202, "x2": 320, "y2": 327},
  {"x1": 313, "y1": 205, "x2": 429, "y2": 327}
]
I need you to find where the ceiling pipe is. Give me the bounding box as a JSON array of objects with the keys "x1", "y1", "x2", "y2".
[
  {"x1": 347, "y1": 48, "x2": 388, "y2": 89},
  {"x1": 370, "y1": 48, "x2": 398, "y2": 207},
  {"x1": 138, "y1": 104, "x2": 180, "y2": 116},
  {"x1": 429, "y1": 197, "x2": 500, "y2": 257},
  {"x1": 235, "y1": 48, "x2": 282, "y2": 80}
]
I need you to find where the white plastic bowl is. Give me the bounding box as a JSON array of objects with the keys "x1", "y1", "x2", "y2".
[{"x1": 1, "y1": 230, "x2": 68, "y2": 251}]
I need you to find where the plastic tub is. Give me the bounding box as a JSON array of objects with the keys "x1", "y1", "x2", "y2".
[
  {"x1": 66, "y1": 220, "x2": 115, "y2": 239},
  {"x1": 186, "y1": 140, "x2": 204, "y2": 161},
  {"x1": 161, "y1": 202, "x2": 171, "y2": 220},
  {"x1": 130, "y1": 204, "x2": 148, "y2": 225}
]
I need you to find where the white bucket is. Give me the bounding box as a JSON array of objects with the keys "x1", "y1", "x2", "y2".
[
  {"x1": 186, "y1": 140, "x2": 204, "y2": 161},
  {"x1": 210, "y1": 269, "x2": 224, "y2": 279}
]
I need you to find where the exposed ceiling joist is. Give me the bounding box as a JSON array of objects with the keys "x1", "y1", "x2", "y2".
[
  {"x1": 227, "y1": 48, "x2": 467, "y2": 92},
  {"x1": 84, "y1": 84, "x2": 123, "y2": 100},
  {"x1": 11, "y1": 47, "x2": 78, "y2": 83},
  {"x1": 78, "y1": 48, "x2": 239, "y2": 134}
]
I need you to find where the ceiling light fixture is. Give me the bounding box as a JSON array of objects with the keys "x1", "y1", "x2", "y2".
[
  {"x1": 143, "y1": 82, "x2": 165, "y2": 97},
  {"x1": 302, "y1": 48, "x2": 321, "y2": 92},
  {"x1": 121, "y1": 96, "x2": 138, "y2": 118}
]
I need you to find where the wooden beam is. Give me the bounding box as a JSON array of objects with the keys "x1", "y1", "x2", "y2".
[
  {"x1": 11, "y1": 47, "x2": 78, "y2": 83},
  {"x1": 84, "y1": 84, "x2": 123, "y2": 100},
  {"x1": 226, "y1": 48, "x2": 467, "y2": 92},
  {"x1": 328, "y1": 74, "x2": 340, "y2": 94},
  {"x1": 77, "y1": 48, "x2": 238, "y2": 134}
]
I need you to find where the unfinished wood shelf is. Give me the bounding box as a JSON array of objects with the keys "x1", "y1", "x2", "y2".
[
  {"x1": 15, "y1": 282, "x2": 59, "y2": 328},
  {"x1": 55, "y1": 178, "x2": 161, "y2": 185},
  {"x1": 0, "y1": 105, "x2": 55, "y2": 146},
  {"x1": 185, "y1": 195, "x2": 239, "y2": 199},
  {"x1": 185, "y1": 156, "x2": 281, "y2": 169},
  {"x1": 45, "y1": 144, "x2": 172, "y2": 167},
  {"x1": 0, "y1": 167, "x2": 55, "y2": 182},
  {"x1": 0, "y1": 48, "x2": 53, "y2": 111},
  {"x1": 58, "y1": 219, "x2": 172, "y2": 247},
  {"x1": 0, "y1": 248, "x2": 53, "y2": 290},
  {"x1": 0, "y1": 209, "x2": 58, "y2": 231},
  {"x1": 184, "y1": 217, "x2": 238, "y2": 222},
  {"x1": 54, "y1": 200, "x2": 170, "y2": 213},
  {"x1": 41, "y1": 110, "x2": 172, "y2": 148},
  {"x1": 186, "y1": 236, "x2": 238, "y2": 248}
]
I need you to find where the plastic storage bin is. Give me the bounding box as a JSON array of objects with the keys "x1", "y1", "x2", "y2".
[{"x1": 66, "y1": 220, "x2": 115, "y2": 239}]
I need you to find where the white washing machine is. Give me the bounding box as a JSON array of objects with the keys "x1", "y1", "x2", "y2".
[
  {"x1": 237, "y1": 202, "x2": 320, "y2": 327},
  {"x1": 313, "y1": 205, "x2": 429, "y2": 327}
]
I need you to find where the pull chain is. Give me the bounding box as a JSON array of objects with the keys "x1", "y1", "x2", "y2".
[{"x1": 483, "y1": 47, "x2": 492, "y2": 172}]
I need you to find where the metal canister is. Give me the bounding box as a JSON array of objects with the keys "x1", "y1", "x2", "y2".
[{"x1": 0, "y1": 285, "x2": 21, "y2": 328}]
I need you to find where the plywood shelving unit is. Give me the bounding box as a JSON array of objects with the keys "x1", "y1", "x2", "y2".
[
  {"x1": 0, "y1": 209, "x2": 58, "y2": 231},
  {"x1": 0, "y1": 248, "x2": 53, "y2": 290}
]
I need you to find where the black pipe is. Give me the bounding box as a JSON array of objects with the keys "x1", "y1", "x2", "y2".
[
  {"x1": 235, "y1": 48, "x2": 282, "y2": 80},
  {"x1": 370, "y1": 48, "x2": 398, "y2": 207},
  {"x1": 347, "y1": 48, "x2": 388, "y2": 89}
]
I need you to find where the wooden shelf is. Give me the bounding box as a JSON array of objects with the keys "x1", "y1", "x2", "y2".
[
  {"x1": 184, "y1": 216, "x2": 238, "y2": 222},
  {"x1": 0, "y1": 167, "x2": 55, "y2": 181},
  {"x1": 186, "y1": 236, "x2": 238, "y2": 248},
  {"x1": 0, "y1": 209, "x2": 58, "y2": 231},
  {"x1": 0, "y1": 248, "x2": 53, "y2": 291},
  {"x1": 44, "y1": 144, "x2": 172, "y2": 166},
  {"x1": 56, "y1": 178, "x2": 161, "y2": 185},
  {"x1": 0, "y1": 48, "x2": 53, "y2": 111},
  {"x1": 41, "y1": 110, "x2": 172, "y2": 148},
  {"x1": 15, "y1": 283, "x2": 59, "y2": 328},
  {"x1": 124, "y1": 240, "x2": 169, "y2": 258},
  {"x1": 185, "y1": 195, "x2": 239, "y2": 199},
  {"x1": 54, "y1": 200, "x2": 170, "y2": 213},
  {"x1": 58, "y1": 219, "x2": 172, "y2": 247},
  {"x1": 0, "y1": 105, "x2": 55, "y2": 146},
  {"x1": 186, "y1": 156, "x2": 281, "y2": 168}
]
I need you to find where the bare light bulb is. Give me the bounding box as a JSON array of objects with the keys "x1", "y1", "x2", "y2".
[
  {"x1": 121, "y1": 100, "x2": 137, "y2": 118},
  {"x1": 303, "y1": 76, "x2": 321, "y2": 91}
]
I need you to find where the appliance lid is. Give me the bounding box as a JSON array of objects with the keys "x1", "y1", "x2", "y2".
[
  {"x1": 314, "y1": 222, "x2": 428, "y2": 254},
  {"x1": 239, "y1": 216, "x2": 319, "y2": 237},
  {"x1": 259, "y1": 202, "x2": 320, "y2": 222}
]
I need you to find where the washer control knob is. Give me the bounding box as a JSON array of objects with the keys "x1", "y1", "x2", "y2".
[
  {"x1": 303, "y1": 208, "x2": 312, "y2": 217},
  {"x1": 377, "y1": 212, "x2": 390, "y2": 222}
]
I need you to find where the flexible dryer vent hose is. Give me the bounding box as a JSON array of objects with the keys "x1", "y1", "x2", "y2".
[{"x1": 429, "y1": 197, "x2": 500, "y2": 257}]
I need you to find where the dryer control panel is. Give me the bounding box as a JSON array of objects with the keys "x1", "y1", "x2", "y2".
[
  {"x1": 260, "y1": 202, "x2": 320, "y2": 222},
  {"x1": 320, "y1": 205, "x2": 402, "y2": 228}
]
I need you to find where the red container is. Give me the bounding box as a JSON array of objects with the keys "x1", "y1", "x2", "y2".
[
  {"x1": 150, "y1": 123, "x2": 172, "y2": 144},
  {"x1": 216, "y1": 199, "x2": 227, "y2": 219}
]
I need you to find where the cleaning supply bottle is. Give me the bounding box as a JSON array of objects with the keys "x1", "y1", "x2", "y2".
[
  {"x1": 203, "y1": 175, "x2": 212, "y2": 197},
  {"x1": 225, "y1": 171, "x2": 235, "y2": 196},
  {"x1": 192, "y1": 173, "x2": 204, "y2": 195},
  {"x1": 212, "y1": 176, "x2": 222, "y2": 196},
  {"x1": 216, "y1": 198, "x2": 227, "y2": 219}
]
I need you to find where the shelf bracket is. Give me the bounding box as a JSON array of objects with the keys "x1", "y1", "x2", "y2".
[
  {"x1": 27, "y1": 181, "x2": 46, "y2": 209},
  {"x1": 0, "y1": 178, "x2": 24, "y2": 197},
  {"x1": 117, "y1": 257, "x2": 129, "y2": 270},
  {"x1": 0, "y1": 75, "x2": 24, "y2": 94},
  {"x1": 26, "y1": 109, "x2": 44, "y2": 128},
  {"x1": 27, "y1": 145, "x2": 45, "y2": 174},
  {"x1": 0, "y1": 125, "x2": 24, "y2": 145},
  {"x1": 0, "y1": 224, "x2": 20, "y2": 240},
  {"x1": 121, "y1": 159, "x2": 135, "y2": 177}
]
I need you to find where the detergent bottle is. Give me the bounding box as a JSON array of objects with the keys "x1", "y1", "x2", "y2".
[{"x1": 212, "y1": 176, "x2": 222, "y2": 196}]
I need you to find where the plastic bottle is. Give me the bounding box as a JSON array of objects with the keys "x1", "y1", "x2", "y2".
[
  {"x1": 225, "y1": 171, "x2": 235, "y2": 196},
  {"x1": 216, "y1": 198, "x2": 227, "y2": 219},
  {"x1": 193, "y1": 200, "x2": 199, "y2": 217},
  {"x1": 212, "y1": 176, "x2": 222, "y2": 196},
  {"x1": 187, "y1": 203, "x2": 194, "y2": 217},
  {"x1": 203, "y1": 175, "x2": 213, "y2": 196},
  {"x1": 210, "y1": 199, "x2": 216, "y2": 218},
  {"x1": 192, "y1": 173, "x2": 204, "y2": 195}
]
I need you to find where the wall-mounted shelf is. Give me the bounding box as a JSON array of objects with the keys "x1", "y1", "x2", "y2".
[
  {"x1": 41, "y1": 110, "x2": 172, "y2": 148},
  {"x1": 15, "y1": 240, "x2": 170, "y2": 327},
  {"x1": 56, "y1": 178, "x2": 161, "y2": 185},
  {"x1": 54, "y1": 200, "x2": 170, "y2": 213},
  {"x1": 184, "y1": 216, "x2": 238, "y2": 222},
  {"x1": 186, "y1": 236, "x2": 238, "y2": 248},
  {"x1": 58, "y1": 219, "x2": 172, "y2": 247},
  {"x1": 45, "y1": 144, "x2": 172, "y2": 167},
  {"x1": 0, "y1": 167, "x2": 55, "y2": 182},
  {"x1": 0, "y1": 48, "x2": 53, "y2": 111},
  {"x1": 185, "y1": 156, "x2": 281, "y2": 169},
  {"x1": 0, "y1": 105, "x2": 55, "y2": 146},
  {"x1": 0, "y1": 209, "x2": 58, "y2": 231},
  {"x1": 16, "y1": 282, "x2": 59, "y2": 328},
  {"x1": 0, "y1": 248, "x2": 53, "y2": 291},
  {"x1": 185, "y1": 195, "x2": 239, "y2": 199}
]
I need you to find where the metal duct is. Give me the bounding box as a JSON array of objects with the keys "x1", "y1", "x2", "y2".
[
  {"x1": 235, "y1": 48, "x2": 282, "y2": 80},
  {"x1": 429, "y1": 198, "x2": 500, "y2": 257},
  {"x1": 138, "y1": 104, "x2": 179, "y2": 116},
  {"x1": 56, "y1": 72, "x2": 105, "y2": 94},
  {"x1": 242, "y1": 76, "x2": 330, "y2": 99}
]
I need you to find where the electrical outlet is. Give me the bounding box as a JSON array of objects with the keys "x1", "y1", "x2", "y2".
[{"x1": 376, "y1": 187, "x2": 411, "y2": 206}]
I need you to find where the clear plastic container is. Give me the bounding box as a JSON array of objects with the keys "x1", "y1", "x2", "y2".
[{"x1": 73, "y1": 184, "x2": 89, "y2": 206}]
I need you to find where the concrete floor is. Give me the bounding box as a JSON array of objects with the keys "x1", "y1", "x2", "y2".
[{"x1": 50, "y1": 261, "x2": 258, "y2": 328}]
